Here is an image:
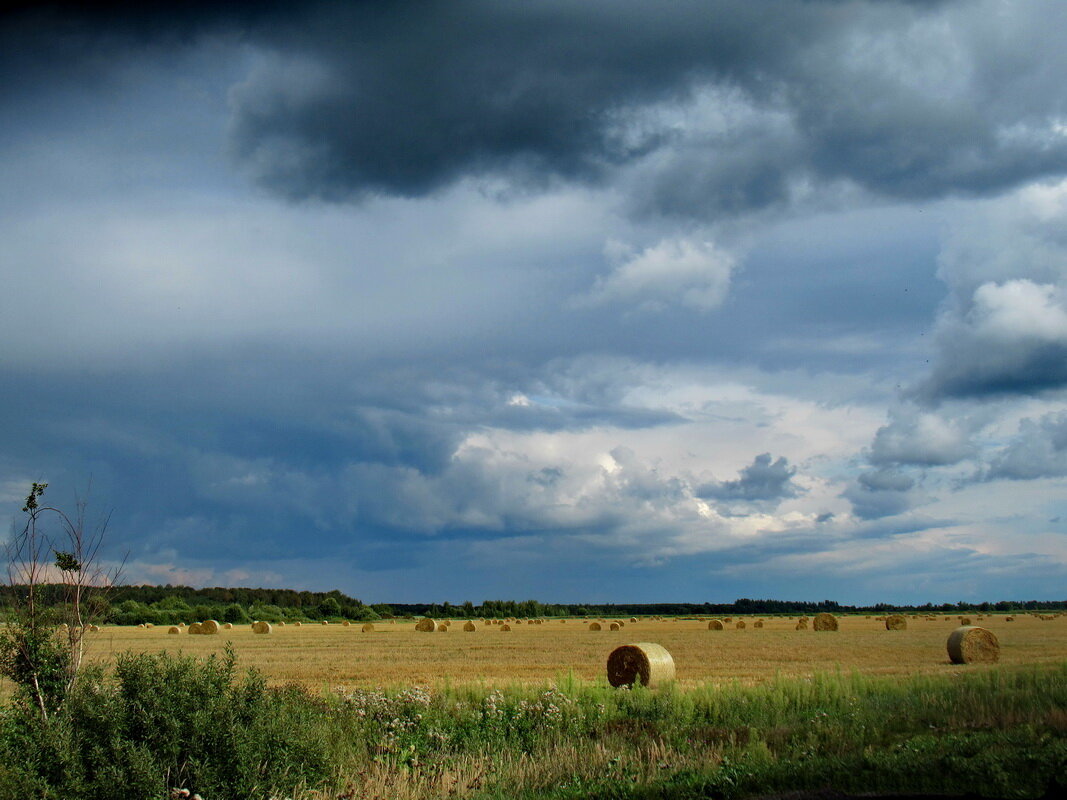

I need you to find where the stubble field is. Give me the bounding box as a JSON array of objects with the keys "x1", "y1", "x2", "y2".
[{"x1": 81, "y1": 613, "x2": 1067, "y2": 690}]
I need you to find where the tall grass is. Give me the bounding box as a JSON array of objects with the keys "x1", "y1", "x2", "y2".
[{"x1": 1, "y1": 653, "x2": 1064, "y2": 799}]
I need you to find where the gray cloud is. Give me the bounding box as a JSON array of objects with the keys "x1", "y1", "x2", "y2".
[
  {"x1": 985, "y1": 412, "x2": 1067, "y2": 481},
  {"x1": 869, "y1": 406, "x2": 975, "y2": 466},
  {"x1": 842, "y1": 468, "x2": 920, "y2": 520},
  {"x1": 696, "y1": 453, "x2": 801, "y2": 504}
]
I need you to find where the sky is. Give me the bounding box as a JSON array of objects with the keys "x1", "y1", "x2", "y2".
[{"x1": 1, "y1": 0, "x2": 1065, "y2": 606}]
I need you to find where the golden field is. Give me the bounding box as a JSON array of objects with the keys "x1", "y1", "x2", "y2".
[{"x1": 71, "y1": 613, "x2": 1067, "y2": 691}]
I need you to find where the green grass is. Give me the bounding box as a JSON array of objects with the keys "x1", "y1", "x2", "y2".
[{"x1": 2, "y1": 652, "x2": 1064, "y2": 799}]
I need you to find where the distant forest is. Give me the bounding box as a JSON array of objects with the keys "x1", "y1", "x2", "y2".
[{"x1": 1, "y1": 584, "x2": 1064, "y2": 625}]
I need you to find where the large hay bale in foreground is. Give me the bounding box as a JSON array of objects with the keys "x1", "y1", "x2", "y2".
[
  {"x1": 200, "y1": 620, "x2": 220, "y2": 635},
  {"x1": 885, "y1": 615, "x2": 907, "y2": 631},
  {"x1": 589, "y1": 622, "x2": 602, "y2": 631},
  {"x1": 708, "y1": 619, "x2": 724, "y2": 630},
  {"x1": 167, "y1": 626, "x2": 180, "y2": 634},
  {"x1": 607, "y1": 643, "x2": 675, "y2": 688},
  {"x1": 813, "y1": 613, "x2": 839, "y2": 632},
  {"x1": 251, "y1": 621, "x2": 272, "y2": 634},
  {"x1": 947, "y1": 626, "x2": 999, "y2": 664},
  {"x1": 463, "y1": 621, "x2": 477, "y2": 631},
  {"x1": 415, "y1": 617, "x2": 438, "y2": 632}
]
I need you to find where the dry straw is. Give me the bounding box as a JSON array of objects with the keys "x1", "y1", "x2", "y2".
[
  {"x1": 795, "y1": 620, "x2": 807, "y2": 630},
  {"x1": 415, "y1": 617, "x2": 438, "y2": 632},
  {"x1": 589, "y1": 622, "x2": 602, "y2": 631},
  {"x1": 707, "y1": 619, "x2": 724, "y2": 630},
  {"x1": 753, "y1": 620, "x2": 764, "y2": 629},
  {"x1": 223, "y1": 622, "x2": 233, "y2": 630},
  {"x1": 343, "y1": 621, "x2": 351, "y2": 627},
  {"x1": 885, "y1": 615, "x2": 907, "y2": 631},
  {"x1": 606, "y1": 643, "x2": 675, "y2": 688},
  {"x1": 200, "y1": 620, "x2": 220, "y2": 635},
  {"x1": 609, "y1": 622, "x2": 621, "y2": 631},
  {"x1": 188, "y1": 622, "x2": 204, "y2": 635},
  {"x1": 813, "y1": 613, "x2": 839, "y2": 631},
  {"x1": 630, "y1": 617, "x2": 638, "y2": 623},
  {"x1": 735, "y1": 620, "x2": 746, "y2": 629},
  {"x1": 463, "y1": 621, "x2": 477, "y2": 631},
  {"x1": 293, "y1": 621, "x2": 302, "y2": 627},
  {"x1": 361, "y1": 623, "x2": 375, "y2": 632},
  {"x1": 251, "y1": 621, "x2": 272, "y2": 634},
  {"x1": 167, "y1": 626, "x2": 180, "y2": 634},
  {"x1": 501, "y1": 624, "x2": 512, "y2": 631},
  {"x1": 947, "y1": 626, "x2": 999, "y2": 664},
  {"x1": 960, "y1": 617, "x2": 973, "y2": 626}
]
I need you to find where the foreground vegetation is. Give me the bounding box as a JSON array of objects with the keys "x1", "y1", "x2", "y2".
[{"x1": 1, "y1": 644, "x2": 1064, "y2": 800}]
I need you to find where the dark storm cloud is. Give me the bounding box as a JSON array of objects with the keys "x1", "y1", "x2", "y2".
[
  {"x1": 841, "y1": 469, "x2": 919, "y2": 520},
  {"x1": 10, "y1": 1, "x2": 1067, "y2": 214},
  {"x1": 696, "y1": 453, "x2": 800, "y2": 503}
]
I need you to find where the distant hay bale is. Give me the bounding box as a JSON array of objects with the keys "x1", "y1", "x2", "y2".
[
  {"x1": 252, "y1": 621, "x2": 273, "y2": 634},
  {"x1": 138, "y1": 623, "x2": 145, "y2": 628},
  {"x1": 343, "y1": 620, "x2": 351, "y2": 627},
  {"x1": 223, "y1": 622, "x2": 233, "y2": 630},
  {"x1": 959, "y1": 617, "x2": 972, "y2": 626},
  {"x1": 1005, "y1": 616, "x2": 1015, "y2": 622},
  {"x1": 723, "y1": 617, "x2": 732, "y2": 624},
  {"x1": 707, "y1": 619, "x2": 724, "y2": 630},
  {"x1": 609, "y1": 622, "x2": 621, "y2": 631},
  {"x1": 813, "y1": 613, "x2": 839, "y2": 632},
  {"x1": 278, "y1": 621, "x2": 286, "y2": 626},
  {"x1": 293, "y1": 621, "x2": 301, "y2": 627},
  {"x1": 589, "y1": 622, "x2": 602, "y2": 631},
  {"x1": 438, "y1": 624, "x2": 449, "y2": 632},
  {"x1": 798, "y1": 616, "x2": 809, "y2": 623},
  {"x1": 362, "y1": 623, "x2": 375, "y2": 632},
  {"x1": 753, "y1": 620, "x2": 764, "y2": 629},
  {"x1": 145, "y1": 623, "x2": 153, "y2": 628},
  {"x1": 735, "y1": 620, "x2": 746, "y2": 629},
  {"x1": 947, "y1": 626, "x2": 999, "y2": 664},
  {"x1": 885, "y1": 615, "x2": 907, "y2": 631},
  {"x1": 795, "y1": 620, "x2": 808, "y2": 630},
  {"x1": 415, "y1": 617, "x2": 438, "y2": 632},
  {"x1": 200, "y1": 620, "x2": 220, "y2": 635},
  {"x1": 630, "y1": 617, "x2": 638, "y2": 623},
  {"x1": 463, "y1": 621, "x2": 477, "y2": 631},
  {"x1": 188, "y1": 622, "x2": 204, "y2": 635},
  {"x1": 501, "y1": 624, "x2": 511, "y2": 631},
  {"x1": 168, "y1": 626, "x2": 181, "y2": 634},
  {"x1": 607, "y1": 643, "x2": 675, "y2": 688},
  {"x1": 321, "y1": 620, "x2": 329, "y2": 625},
  {"x1": 178, "y1": 622, "x2": 186, "y2": 628}
]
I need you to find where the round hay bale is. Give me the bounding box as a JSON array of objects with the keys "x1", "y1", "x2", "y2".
[
  {"x1": 251, "y1": 621, "x2": 273, "y2": 634},
  {"x1": 630, "y1": 617, "x2": 638, "y2": 623},
  {"x1": 343, "y1": 620, "x2": 351, "y2": 627},
  {"x1": 707, "y1": 619, "x2": 724, "y2": 630},
  {"x1": 145, "y1": 623, "x2": 153, "y2": 628},
  {"x1": 167, "y1": 626, "x2": 181, "y2": 634},
  {"x1": 438, "y1": 624, "x2": 449, "y2": 632},
  {"x1": 607, "y1": 643, "x2": 675, "y2": 688},
  {"x1": 885, "y1": 614, "x2": 907, "y2": 631},
  {"x1": 959, "y1": 617, "x2": 972, "y2": 626},
  {"x1": 415, "y1": 617, "x2": 438, "y2": 632},
  {"x1": 178, "y1": 622, "x2": 186, "y2": 628},
  {"x1": 795, "y1": 620, "x2": 808, "y2": 630},
  {"x1": 589, "y1": 622, "x2": 602, "y2": 631},
  {"x1": 722, "y1": 617, "x2": 732, "y2": 624},
  {"x1": 501, "y1": 624, "x2": 511, "y2": 631},
  {"x1": 223, "y1": 622, "x2": 233, "y2": 630},
  {"x1": 188, "y1": 622, "x2": 204, "y2": 635},
  {"x1": 293, "y1": 621, "x2": 301, "y2": 627},
  {"x1": 200, "y1": 620, "x2": 220, "y2": 635},
  {"x1": 463, "y1": 621, "x2": 477, "y2": 631},
  {"x1": 753, "y1": 620, "x2": 764, "y2": 629},
  {"x1": 1005, "y1": 616, "x2": 1014, "y2": 622},
  {"x1": 609, "y1": 622, "x2": 621, "y2": 631},
  {"x1": 321, "y1": 620, "x2": 329, "y2": 625},
  {"x1": 813, "y1": 613, "x2": 839, "y2": 631},
  {"x1": 947, "y1": 626, "x2": 999, "y2": 664},
  {"x1": 278, "y1": 621, "x2": 286, "y2": 626},
  {"x1": 735, "y1": 620, "x2": 746, "y2": 629},
  {"x1": 137, "y1": 623, "x2": 145, "y2": 628},
  {"x1": 361, "y1": 622, "x2": 375, "y2": 632}
]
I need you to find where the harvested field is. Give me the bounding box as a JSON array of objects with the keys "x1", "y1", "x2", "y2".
[{"x1": 68, "y1": 614, "x2": 1067, "y2": 691}]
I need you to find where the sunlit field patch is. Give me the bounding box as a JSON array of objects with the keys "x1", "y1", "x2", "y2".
[{"x1": 77, "y1": 613, "x2": 1067, "y2": 690}]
